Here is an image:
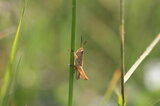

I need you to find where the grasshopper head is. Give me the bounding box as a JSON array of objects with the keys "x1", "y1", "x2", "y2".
[
  {"x1": 76, "y1": 47, "x2": 84, "y2": 57},
  {"x1": 78, "y1": 47, "x2": 84, "y2": 53}
]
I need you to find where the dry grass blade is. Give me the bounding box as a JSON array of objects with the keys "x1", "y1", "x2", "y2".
[{"x1": 124, "y1": 33, "x2": 160, "y2": 83}]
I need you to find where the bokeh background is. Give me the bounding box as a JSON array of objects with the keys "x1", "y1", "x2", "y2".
[{"x1": 0, "y1": 0, "x2": 160, "y2": 106}]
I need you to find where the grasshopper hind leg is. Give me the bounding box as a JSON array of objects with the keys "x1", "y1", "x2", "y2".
[
  {"x1": 76, "y1": 70, "x2": 81, "y2": 80},
  {"x1": 74, "y1": 66, "x2": 80, "y2": 80}
]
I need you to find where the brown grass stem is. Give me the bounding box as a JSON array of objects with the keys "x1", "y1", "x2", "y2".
[{"x1": 120, "y1": 0, "x2": 125, "y2": 105}]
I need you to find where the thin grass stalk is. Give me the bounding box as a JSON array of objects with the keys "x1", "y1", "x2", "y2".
[
  {"x1": 120, "y1": 0, "x2": 125, "y2": 105},
  {"x1": 0, "y1": 1, "x2": 27, "y2": 105},
  {"x1": 124, "y1": 33, "x2": 160, "y2": 83},
  {"x1": 68, "y1": 0, "x2": 77, "y2": 105}
]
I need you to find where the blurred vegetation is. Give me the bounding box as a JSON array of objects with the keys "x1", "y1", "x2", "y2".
[{"x1": 0, "y1": 0, "x2": 160, "y2": 106}]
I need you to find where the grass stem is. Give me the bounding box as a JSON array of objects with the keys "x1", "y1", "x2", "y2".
[
  {"x1": 120, "y1": 0, "x2": 125, "y2": 105},
  {"x1": 68, "y1": 0, "x2": 77, "y2": 106}
]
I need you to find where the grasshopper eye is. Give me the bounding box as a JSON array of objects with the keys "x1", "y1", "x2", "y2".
[{"x1": 81, "y1": 50, "x2": 84, "y2": 53}]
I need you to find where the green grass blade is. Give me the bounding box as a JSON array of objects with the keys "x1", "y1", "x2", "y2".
[
  {"x1": 0, "y1": 0, "x2": 27, "y2": 105},
  {"x1": 124, "y1": 33, "x2": 160, "y2": 83},
  {"x1": 9, "y1": 56, "x2": 22, "y2": 93},
  {"x1": 115, "y1": 90, "x2": 126, "y2": 106},
  {"x1": 118, "y1": 93, "x2": 122, "y2": 106},
  {"x1": 3, "y1": 57, "x2": 22, "y2": 106},
  {"x1": 13, "y1": 56, "x2": 22, "y2": 87}
]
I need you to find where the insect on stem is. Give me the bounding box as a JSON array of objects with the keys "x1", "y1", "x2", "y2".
[{"x1": 74, "y1": 36, "x2": 88, "y2": 80}]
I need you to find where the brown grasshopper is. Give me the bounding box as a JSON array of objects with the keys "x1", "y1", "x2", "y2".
[{"x1": 74, "y1": 38, "x2": 88, "y2": 80}]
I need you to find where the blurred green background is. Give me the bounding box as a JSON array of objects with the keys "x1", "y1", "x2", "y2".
[{"x1": 0, "y1": 0, "x2": 160, "y2": 106}]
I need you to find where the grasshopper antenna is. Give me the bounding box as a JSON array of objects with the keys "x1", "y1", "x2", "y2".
[
  {"x1": 81, "y1": 35, "x2": 83, "y2": 47},
  {"x1": 81, "y1": 35, "x2": 87, "y2": 47}
]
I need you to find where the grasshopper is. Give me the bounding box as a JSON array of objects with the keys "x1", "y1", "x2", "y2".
[{"x1": 74, "y1": 37, "x2": 88, "y2": 80}]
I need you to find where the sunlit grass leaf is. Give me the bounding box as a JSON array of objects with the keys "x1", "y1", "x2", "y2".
[
  {"x1": 0, "y1": 0, "x2": 27, "y2": 105},
  {"x1": 118, "y1": 93, "x2": 122, "y2": 106}
]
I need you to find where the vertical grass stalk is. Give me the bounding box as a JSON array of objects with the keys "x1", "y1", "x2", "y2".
[
  {"x1": 68, "y1": 0, "x2": 77, "y2": 106},
  {"x1": 120, "y1": 0, "x2": 125, "y2": 105},
  {"x1": 0, "y1": 1, "x2": 27, "y2": 105}
]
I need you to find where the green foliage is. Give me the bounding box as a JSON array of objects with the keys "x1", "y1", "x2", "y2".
[
  {"x1": 0, "y1": 0, "x2": 160, "y2": 106},
  {"x1": 118, "y1": 93, "x2": 126, "y2": 106}
]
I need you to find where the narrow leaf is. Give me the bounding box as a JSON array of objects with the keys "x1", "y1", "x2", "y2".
[
  {"x1": 0, "y1": 0, "x2": 27, "y2": 105},
  {"x1": 124, "y1": 33, "x2": 160, "y2": 83}
]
